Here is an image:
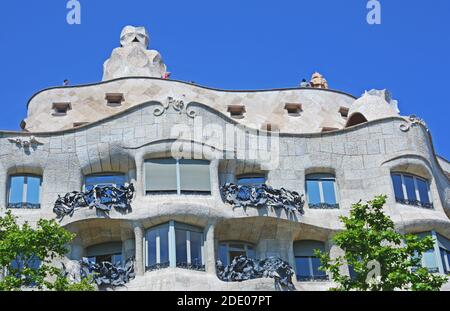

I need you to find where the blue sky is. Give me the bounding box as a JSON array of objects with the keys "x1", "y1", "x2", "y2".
[{"x1": 0, "y1": 0, "x2": 449, "y2": 159}]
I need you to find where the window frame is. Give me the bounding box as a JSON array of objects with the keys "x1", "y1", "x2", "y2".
[
  {"x1": 218, "y1": 241, "x2": 256, "y2": 266},
  {"x1": 294, "y1": 256, "x2": 327, "y2": 281},
  {"x1": 83, "y1": 173, "x2": 126, "y2": 191},
  {"x1": 391, "y1": 173, "x2": 433, "y2": 209},
  {"x1": 7, "y1": 174, "x2": 42, "y2": 209},
  {"x1": 236, "y1": 174, "x2": 267, "y2": 187},
  {"x1": 305, "y1": 173, "x2": 339, "y2": 209},
  {"x1": 145, "y1": 221, "x2": 205, "y2": 272},
  {"x1": 144, "y1": 158, "x2": 211, "y2": 196}
]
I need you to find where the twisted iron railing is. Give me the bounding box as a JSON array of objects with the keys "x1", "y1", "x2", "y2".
[
  {"x1": 216, "y1": 255, "x2": 296, "y2": 291},
  {"x1": 80, "y1": 257, "x2": 135, "y2": 287},
  {"x1": 221, "y1": 183, "x2": 304, "y2": 214},
  {"x1": 53, "y1": 183, "x2": 135, "y2": 219}
]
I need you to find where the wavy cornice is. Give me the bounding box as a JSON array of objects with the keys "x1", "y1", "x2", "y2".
[{"x1": 25, "y1": 76, "x2": 357, "y2": 109}]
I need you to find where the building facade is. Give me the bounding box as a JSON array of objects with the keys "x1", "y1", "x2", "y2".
[{"x1": 1, "y1": 26, "x2": 449, "y2": 291}]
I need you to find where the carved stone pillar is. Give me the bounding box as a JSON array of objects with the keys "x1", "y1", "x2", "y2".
[{"x1": 133, "y1": 223, "x2": 145, "y2": 276}]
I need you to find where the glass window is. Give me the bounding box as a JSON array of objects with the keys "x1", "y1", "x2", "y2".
[
  {"x1": 175, "y1": 224, "x2": 204, "y2": 269},
  {"x1": 236, "y1": 175, "x2": 266, "y2": 187},
  {"x1": 391, "y1": 174, "x2": 404, "y2": 201},
  {"x1": 175, "y1": 229, "x2": 188, "y2": 266},
  {"x1": 145, "y1": 224, "x2": 170, "y2": 270},
  {"x1": 218, "y1": 242, "x2": 256, "y2": 266},
  {"x1": 404, "y1": 175, "x2": 417, "y2": 202},
  {"x1": 145, "y1": 222, "x2": 204, "y2": 271},
  {"x1": 9, "y1": 255, "x2": 41, "y2": 285},
  {"x1": 8, "y1": 175, "x2": 42, "y2": 209},
  {"x1": 391, "y1": 173, "x2": 432, "y2": 208},
  {"x1": 306, "y1": 174, "x2": 339, "y2": 209},
  {"x1": 416, "y1": 179, "x2": 431, "y2": 205},
  {"x1": 85, "y1": 174, "x2": 126, "y2": 191},
  {"x1": 295, "y1": 257, "x2": 311, "y2": 279},
  {"x1": 440, "y1": 249, "x2": 449, "y2": 274},
  {"x1": 145, "y1": 159, "x2": 211, "y2": 195},
  {"x1": 190, "y1": 231, "x2": 203, "y2": 267},
  {"x1": 85, "y1": 242, "x2": 123, "y2": 266},
  {"x1": 293, "y1": 240, "x2": 327, "y2": 281}
]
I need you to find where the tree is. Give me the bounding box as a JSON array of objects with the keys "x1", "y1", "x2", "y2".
[
  {"x1": 316, "y1": 195, "x2": 448, "y2": 291},
  {"x1": 0, "y1": 211, "x2": 95, "y2": 291}
]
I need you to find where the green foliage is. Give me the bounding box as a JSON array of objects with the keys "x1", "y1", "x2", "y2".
[
  {"x1": 53, "y1": 274, "x2": 96, "y2": 291},
  {"x1": 0, "y1": 211, "x2": 95, "y2": 291},
  {"x1": 316, "y1": 195, "x2": 448, "y2": 291}
]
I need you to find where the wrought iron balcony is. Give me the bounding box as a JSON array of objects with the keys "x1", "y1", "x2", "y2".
[
  {"x1": 296, "y1": 275, "x2": 329, "y2": 282},
  {"x1": 53, "y1": 183, "x2": 135, "y2": 219},
  {"x1": 221, "y1": 183, "x2": 305, "y2": 214},
  {"x1": 80, "y1": 257, "x2": 135, "y2": 287},
  {"x1": 145, "y1": 262, "x2": 171, "y2": 272},
  {"x1": 308, "y1": 203, "x2": 340, "y2": 209},
  {"x1": 7, "y1": 202, "x2": 41, "y2": 209},
  {"x1": 176, "y1": 262, "x2": 206, "y2": 272},
  {"x1": 216, "y1": 255, "x2": 296, "y2": 291},
  {"x1": 395, "y1": 198, "x2": 434, "y2": 209}
]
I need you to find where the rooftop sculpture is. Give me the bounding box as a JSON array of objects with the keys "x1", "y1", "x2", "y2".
[
  {"x1": 103, "y1": 25, "x2": 167, "y2": 80},
  {"x1": 310, "y1": 72, "x2": 329, "y2": 89}
]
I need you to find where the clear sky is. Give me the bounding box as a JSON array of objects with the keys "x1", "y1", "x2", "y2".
[{"x1": 0, "y1": 0, "x2": 448, "y2": 159}]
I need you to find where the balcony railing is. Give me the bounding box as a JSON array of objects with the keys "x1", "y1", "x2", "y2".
[
  {"x1": 216, "y1": 255, "x2": 296, "y2": 291},
  {"x1": 53, "y1": 183, "x2": 135, "y2": 219},
  {"x1": 395, "y1": 198, "x2": 434, "y2": 209},
  {"x1": 296, "y1": 275, "x2": 329, "y2": 282},
  {"x1": 308, "y1": 203, "x2": 340, "y2": 210},
  {"x1": 7, "y1": 202, "x2": 41, "y2": 209},
  {"x1": 221, "y1": 183, "x2": 305, "y2": 214},
  {"x1": 80, "y1": 257, "x2": 135, "y2": 287},
  {"x1": 145, "y1": 262, "x2": 170, "y2": 272},
  {"x1": 176, "y1": 262, "x2": 206, "y2": 272}
]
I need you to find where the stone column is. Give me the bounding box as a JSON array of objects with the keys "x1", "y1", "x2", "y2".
[
  {"x1": 204, "y1": 220, "x2": 217, "y2": 274},
  {"x1": 133, "y1": 223, "x2": 145, "y2": 276}
]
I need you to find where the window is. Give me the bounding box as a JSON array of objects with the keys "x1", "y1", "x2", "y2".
[
  {"x1": 414, "y1": 232, "x2": 440, "y2": 273},
  {"x1": 306, "y1": 174, "x2": 339, "y2": 209},
  {"x1": 85, "y1": 242, "x2": 123, "y2": 266},
  {"x1": 52, "y1": 102, "x2": 72, "y2": 116},
  {"x1": 391, "y1": 173, "x2": 432, "y2": 209},
  {"x1": 339, "y1": 107, "x2": 349, "y2": 118},
  {"x1": 145, "y1": 224, "x2": 170, "y2": 271},
  {"x1": 175, "y1": 223, "x2": 204, "y2": 269},
  {"x1": 284, "y1": 103, "x2": 302, "y2": 116},
  {"x1": 145, "y1": 222, "x2": 205, "y2": 272},
  {"x1": 437, "y1": 233, "x2": 450, "y2": 274},
  {"x1": 218, "y1": 242, "x2": 255, "y2": 266},
  {"x1": 85, "y1": 174, "x2": 126, "y2": 191},
  {"x1": 145, "y1": 159, "x2": 211, "y2": 195},
  {"x1": 227, "y1": 105, "x2": 246, "y2": 119},
  {"x1": 293, "y1": 240, "x2": 328, "y2": 281},
  {"x1": 105, "y1": 93, "x2": 124, "y2": 107},
  {"x1": 8, "y1": 175, "x2": 42, "y2": 209},
  {"x1": 8, "y1": 255, "x2": 41, "y2": 284},
  {"x1": 236, "y1": 175, "x2": 266, "y2": 187},
  {"x1": 84, "y1": 173, "x2": 126, "y2": 205}
]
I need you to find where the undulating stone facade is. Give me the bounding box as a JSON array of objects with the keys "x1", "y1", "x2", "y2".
[{"x1": 1, "y1": 26, "x2": 449, "y2": 291}]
